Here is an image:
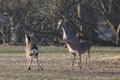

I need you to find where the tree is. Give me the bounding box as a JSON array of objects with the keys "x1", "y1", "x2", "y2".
[
  {"x1": 94, "y1": 0, "x2": 120, "y2": 45},
  {"x1": 0, "y1": 0, "x2": 119, "y2": 46},
  {"x1": 77, "y1": 0, "x2": 98, "y2": 40}
]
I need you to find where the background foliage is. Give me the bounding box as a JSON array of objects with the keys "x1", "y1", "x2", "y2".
[{"x1": 0, "y1": 0, "x2": 120, "y2": 46}]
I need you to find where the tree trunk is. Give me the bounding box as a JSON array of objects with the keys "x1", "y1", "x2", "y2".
[
  {"x1": 80, "y1": 4, "x2": 98, "y2": 40},
  {"x1": 9, "y1": 16, "x2": 24, "y2": 44}
]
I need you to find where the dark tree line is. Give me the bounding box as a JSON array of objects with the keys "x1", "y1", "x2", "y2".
[{"x1": 0, "y1": 0, "x2": 120, "y2": 46}]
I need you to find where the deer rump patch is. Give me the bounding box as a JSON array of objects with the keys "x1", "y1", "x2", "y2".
[{"x1": 30, "y1": 49, "x2": 39, "y2": 56}]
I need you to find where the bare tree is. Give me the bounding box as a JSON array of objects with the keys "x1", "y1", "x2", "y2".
[{"x1": 94, "y1": 0, "x2": 120, "y2": 44}]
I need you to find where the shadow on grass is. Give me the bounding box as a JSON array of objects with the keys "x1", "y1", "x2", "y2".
[
  {"x1": 0, "y1": 50, "x2": 24, "y2": 54},
  {"x1": 99, "y1": 71, "x2": 120, "y2": 75}
]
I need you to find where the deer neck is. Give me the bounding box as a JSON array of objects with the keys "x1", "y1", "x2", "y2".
[
  {"x1": 62, "y1": 26, "x2": 76, "y2": 41},
  {"x1": 62, "y1": 27, "x2": 68, "y2": 40},
  {"x1": 25, "y1": 37, "x2": 30, "y2": 46}
]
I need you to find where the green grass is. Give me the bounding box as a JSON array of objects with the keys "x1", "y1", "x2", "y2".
[{"x1": 0, "y1": 45, "x2": 120, "y2": 80}]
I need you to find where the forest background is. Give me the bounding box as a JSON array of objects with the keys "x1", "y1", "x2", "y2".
[{"x1": 0, "y1": 0, "x2": 120, "y2": 46}]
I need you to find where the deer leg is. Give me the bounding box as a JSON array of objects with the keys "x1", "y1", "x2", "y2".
[
  {"x1": 86, "y1": 50, "x2": 90, "y2": 67},
  {"x1": 78, "y1": 53, "x2": 82, "y2": 69},
  {"x1": 88, "y1": 49, "x2": 90, "y2": 67},
  {"x1": 27, "y1": 57, "x2": 32, "y2": 70},
  {"x1": 86, "y1": 55, "x2": 87, "y2": 65},
  {"x1": 35, "y1": 58, "x2": 43, "y2": 70},
  {"x1": 71, "y1": 53, "x2": 76, "y2": 67},
  {"x1": 86, "y1": 51, "x2": 88, "y2": 65}
]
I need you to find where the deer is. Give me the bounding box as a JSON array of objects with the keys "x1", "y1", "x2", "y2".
[
  {"x1": 25, "y1": 34, "x2": 43, "y2": 70},
  {"x1": 57, "y1": 19, "x2": 91, "y2": 69}
]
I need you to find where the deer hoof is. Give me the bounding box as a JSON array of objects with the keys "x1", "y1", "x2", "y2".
[
  {"x1": 27, "y1": 67, "x2": 31, "y2": 70},
  {"x1": 38, "y1": 68, "x2": 43, "y2": 71},
  {"x1": 79, "y1": 66, "x2": 82, "y2": 70},
  {"x1": 41, "y1": 68, "x2": 43, "y2": 70}
]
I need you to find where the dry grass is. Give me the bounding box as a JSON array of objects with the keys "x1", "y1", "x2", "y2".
[{"x1": 0, "y1": 46, "x2": 120, "y2": 80}]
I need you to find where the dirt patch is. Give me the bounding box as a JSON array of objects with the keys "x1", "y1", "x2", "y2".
[{"x1": 0, "y1": 53, "x2": 120, "y2": 80}]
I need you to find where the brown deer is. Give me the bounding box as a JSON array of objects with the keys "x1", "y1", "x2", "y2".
[
  {"x1": 25, "y1": 34, "x2": 43, "y2": 70},
  {"x1": 57, "y1": 19, "x2": 91, "y2": 69}
]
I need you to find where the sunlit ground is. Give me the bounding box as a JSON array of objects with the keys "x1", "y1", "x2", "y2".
[{"x1": 0, "y1": 46, "x2": 120, "y2": 80}]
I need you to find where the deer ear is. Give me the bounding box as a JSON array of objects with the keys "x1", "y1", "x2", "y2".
[
  {"x1": 57, "y1": 19, "x2": 63, "y2": 30},
  {"x1": 25, "y1": 34, "x2": 27, "y2": 38}
]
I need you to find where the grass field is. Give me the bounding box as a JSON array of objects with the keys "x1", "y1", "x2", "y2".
[{"x1": 0, "y1": 45, "x2": 120, "y2": 80}]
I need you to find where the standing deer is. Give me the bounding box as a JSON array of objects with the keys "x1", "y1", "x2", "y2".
[
  {"x1": 25, "y1": 34, "x2": 43, "y2": 70},
  {"x1": 57, "y1": 19, "x2": 91, "y2": 69}
]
